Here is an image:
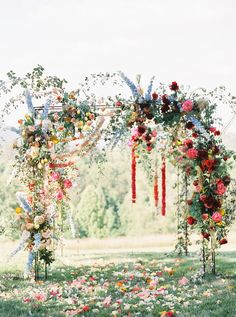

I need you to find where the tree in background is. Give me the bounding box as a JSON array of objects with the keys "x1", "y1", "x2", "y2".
[{"x1": 76, "y1": 184, "x2": 120, "y2": 238}]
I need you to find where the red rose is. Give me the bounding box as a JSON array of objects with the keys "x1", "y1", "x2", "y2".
[
  {"x1": 204, "y1": 196, "x2": 214, "y2": 209},
  {"x1": 187, "y1": 216, "x2": 197, "y2": 225},
  {"x1": 137, "y1": 126, "x2": 146, "y2": 135},
  {"x1": 209, "y1": 127, "x2": 216, "y2": 133},
  {"x1": 169, "y1": 81, "x2": 179, "y2": 91},
  {"x1": 214, "y1": 130, "x2": 221, "y2": 136},
  {"x1": 152, "y1": 92, "x2": 158, "y2": 100},
  {"x1": 212, "y1": 146, "x2": 220, "y2": 155},
  {"x1": 200, "y1": 195, "x2": 207, "y2": 202},
  {"x1": 161, "y1": 104, "x2": 170, "y2": 113},
  {"x1": 202, "y1": 232, "x2": 210, "y2": 239},
  {"x1": 186, "y1": 121, "x2": 195, "y2": 129},
  {"x1": 83, "y1": 305, "x2": 90, "y2": 312},
  {"x1": 201, "y1": 159, "x2": 216, "y2": 173},
  {"x1": 193, "y1": 180, "x2": 199, "y2": 186},
  {"x1": 183, "y1": 139, "x2": 193, "y2": 148},
  {"x1": 198, "y1": 149, "x2": 208, "y2": 159},
  {"x1": 192, "y1": 132, "x2": 198, "y2": 138},
  {"x1": 162, "y1": 94, "x2": 171, "y2": 105},
  {"x1": 116, "y1": 101, "x2": 122, "y2": 107},
  {"x1": 223, "y1": 176, "x2": 231, "y2": 186},
  {"x1": 219, "y1": 238, "x2": 228, "y2": 245}
]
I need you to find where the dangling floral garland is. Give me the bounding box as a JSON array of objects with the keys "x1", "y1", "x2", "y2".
[
  {"x1": 153, "y1": 167, "x2": 159, "y2": 208},
  {"x1": 131, "y1": 147, "x2": 136, "y2": 203},
  {"x1": 161, "y1": 156, "x2": 166, "y2": 216}
]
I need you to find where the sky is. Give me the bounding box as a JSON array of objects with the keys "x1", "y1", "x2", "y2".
[{"x1": 0, "y1": 0, "x2": 236, "y2": 132}]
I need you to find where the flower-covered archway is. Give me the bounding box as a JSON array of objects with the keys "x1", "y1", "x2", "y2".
[{"x1": 1, "y1": 66, "x2": 235, "y2": 278}]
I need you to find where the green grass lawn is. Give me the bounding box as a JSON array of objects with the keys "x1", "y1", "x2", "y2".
[{"x1": 0, "y1": 251, "x2": 235, "y2": 317}]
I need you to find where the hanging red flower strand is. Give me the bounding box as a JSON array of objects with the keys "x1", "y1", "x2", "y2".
[
  {"x1": 131, "y1": 147, "x2": 136, "y2": 203},
  {"x1": 161, "y1": 155, "x2": 166, "y2": 216},
  {"x1": 154, "y1": 170, "x2": 159, "y2": 208}
]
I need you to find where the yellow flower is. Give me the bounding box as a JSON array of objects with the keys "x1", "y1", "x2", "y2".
[
  {"x1": 15, "y1": 207, "x2": 22, "y2": 214},
  {"x1": 77, "y1": 110, "x2": 81, "y2": 115},
  {"x1": 50, "y1": 136, "x2": 59, "y2": 144},
  {"x1": 25, "y1": 114, "x2": 31, "y2": 120},
  {"x1": 220, "y1": 209, "x2": 226, "y2": 216},
  {"x1": 217, "y1": 221, "x2": 225, "y2": 227},
  {"x1": 176, "y1": 140, "x2": 182, "y2": 146}
]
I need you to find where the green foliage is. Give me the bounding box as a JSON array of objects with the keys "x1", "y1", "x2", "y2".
[{"x1": 76, "y1": 184, "x2": 120, "y2": 238}]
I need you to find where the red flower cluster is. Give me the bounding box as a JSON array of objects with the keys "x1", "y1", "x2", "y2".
[
  {"x1": 169, "y1": 81, "x2": 179, "y2": 91},
  {"x1": 187, "y1": 216, "x2": 197, "y2": 225}
]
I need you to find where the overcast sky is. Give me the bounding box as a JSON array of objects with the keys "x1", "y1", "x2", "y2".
[{"x1": 1, "y1": 0, "x2": 236, "y2": 131}]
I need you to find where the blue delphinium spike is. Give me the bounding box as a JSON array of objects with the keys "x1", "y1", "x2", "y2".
[
  {"x1": 118, "y1": 71, "x2": 139, "y2": 98},
  {"x1": 9, "y1": 230, "x2": 30, "y2": 258},
  {"x1": 16, "y1": 192, "x2": 32, "y2": 213},
  {"x1": 33, "y1": 233, "x2": 41, "y2": 251},
  {"x1": 145, "y1": 76, "x2": 155, "y2": 101},
  {"x1": 25, "y1": 90, "x2": 36, "y2": 117},
  {"x1": 24, "y1": 251, "x2": 35, "y2": 278},
  {"x1": 42, "y1": 98, "x2": 51, "y2": 120},
  {"x1": 186, "y1": 115, "x2": 210, "y2": 139}
]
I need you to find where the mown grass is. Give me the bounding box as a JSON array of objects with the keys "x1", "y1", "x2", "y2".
[{"x1": 0, "y1": 251, "x2": 235, "y2": 317}]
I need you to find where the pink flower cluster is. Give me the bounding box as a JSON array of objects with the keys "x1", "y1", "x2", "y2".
[
  {"x1": 182, "y1": 100, "x2": 193, "y2": 112},
  {"x1": 187, "y1": 148, "x2": 198, "y2": 159},
  {"x1": 215, "y1": 180, "x2": 226, "y2": 195},
  {"x1": 212, "y1": 212, "x2": 222, "y2": 223}
]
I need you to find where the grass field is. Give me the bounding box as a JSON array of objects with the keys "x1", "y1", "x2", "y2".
[{"x1": 0, "y1": 236, "x2": 236, "y2": 317}]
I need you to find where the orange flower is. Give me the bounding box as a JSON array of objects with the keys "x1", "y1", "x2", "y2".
[
  {"x1": 146, "y1": 278, "x2": 152, "y2": 284},
  {"x1": 18, "y1": 119, "x2": 23, "y2": 125},
  {"x1": 116, "y1": 281, "x2": 123, "y2": 287}
]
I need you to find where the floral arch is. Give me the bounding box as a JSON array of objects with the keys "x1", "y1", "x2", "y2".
[{"x1": 0, "y1": 66, "x2": 235, "y2": 279}]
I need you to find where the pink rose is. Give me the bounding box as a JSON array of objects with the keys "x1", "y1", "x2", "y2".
[
  {"x1": 131, "y1": 127, "x2": 139, "y2": 138},
  {"x1": 182, "y1": 100, "x2": 193, "y2": 112},
  {"x1": 34, "y1": 293, "x2": 47, "y2": 302},
  {"x1": 50, "y1": 172, "x2": 61, "y2": 181},
  {"x1": 127, "y1": 140, "x2": 133, "y2": 147},
  {"x1": 200, "y1": 195, "x2": 206, "y2": 202},
  {"x1": 201, "y1": 213, "x2": 209, "y2": 220},
  {"x1": 187, "y1": 148, "x2": 198, "y2": 159},
  {"x1": 215, "y1": 180, "x2": 226, "y2": 195},
  {"x1": 56, "y1": 191, "x2": 64, "y2": 201},
  {"x1": 102, "y1": 295, "x2": 112, "y2": 307},
  {"x1": 178, "y1": 276, "x2": 189, "y2": 286},
  {"x1": 195, "y1": 184, "x2": 202, "y2": 193},
  {"x1": 64, "y1": 179, "x2": 73, "y2": 189},
  {"x1": 152, "y1": 130, "x2": 157, "y2": 137},
  {"x1": 212, "y1": 212, "x2": 222, "y2": 223}
]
